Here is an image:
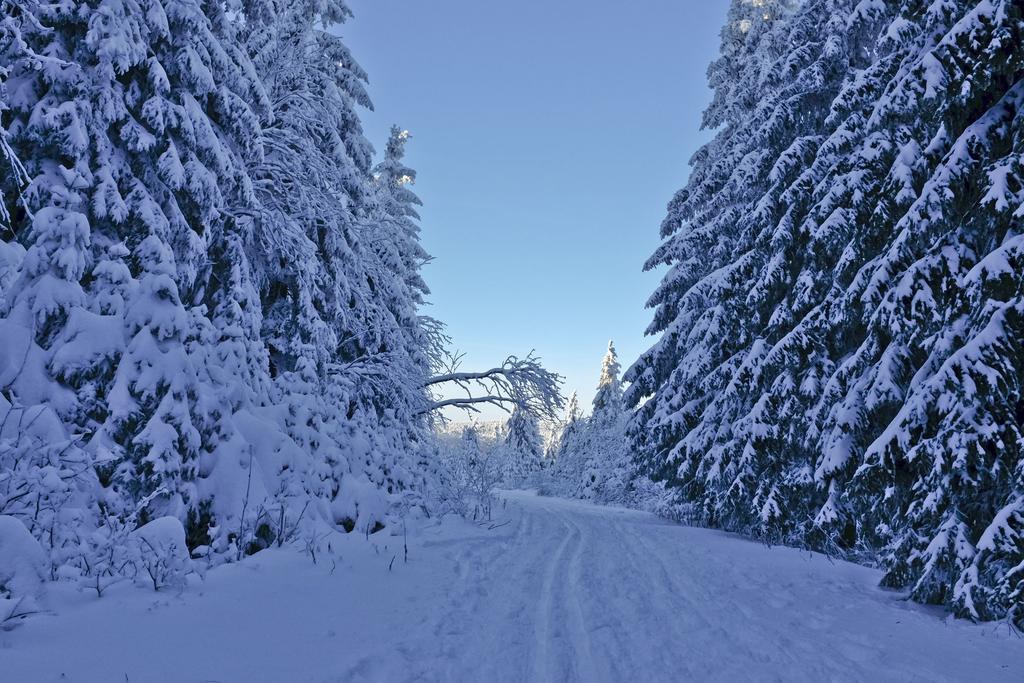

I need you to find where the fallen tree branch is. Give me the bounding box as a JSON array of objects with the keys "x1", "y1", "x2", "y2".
[{"x1": 421, "y1": 349, "x2": 564, "y2": 421}]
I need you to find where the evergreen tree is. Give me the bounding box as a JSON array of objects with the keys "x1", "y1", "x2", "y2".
[
  {"x1": 503, "y1": 408, "x2": 544, "y2": 486},
  {"x1": 241, "y1": 0, "x2": 434, "y2": 528},
  {"x1": 549, "y1": 391, "x2": 586, "y2": 494},
  {"x1": 582, "y1": 341, "x2": 631, "y2": 502},
  {"x1": 557, "y1": 391, "x2": 584, "y2": 458},
  {"x1": 370, "y1": 126, "x2": 430, "y2": 313},
  {"x1": 0, "y1": 0, "x2": 441, "y2": 592},
  {"x1": 0, "y1": 0, "x2": 36, "y2": 232},
  {"x1": 548, "y1": 344, "x2": 633, "y2": 503},
  {"x1": 628, "y1": 0, "x2": 1024, "y2": 624},
  {"x1": 591, "y1": 341, "x2": 623, "y2": 423}
]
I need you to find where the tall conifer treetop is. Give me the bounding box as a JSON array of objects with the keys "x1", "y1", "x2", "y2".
[{"x1": 592, "y1": 340, "x2": 624, "y2": 427}]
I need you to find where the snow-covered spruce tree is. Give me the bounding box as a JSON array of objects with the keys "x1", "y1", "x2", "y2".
[
  {"x1": 548, "y1": 343, "x2": 632, "y2": 502},
  {"x1": 243, "y1": 0, "x2": 374, "y2": 378},
  {"x1": 104, "y1": 237, "x2": 205, "y2": 518},
  {"x1": 0, "y1": 0, "x2": 282, "y2": 573},
  {"x1": 369, "y1": 125, "x2": 431, "y2": 320},
  {"x1": 553, "y1": 391, "x2": 585, "y2": 471},
  {"x1": 1, "y1": 0, "x2": 442, "y2": 598},
  {"x1": 0, "y1": 0, "x2": 36, "y2": 233},
  {"x1": 0, "y1": 0, "x2": 123, "y2": 573},
  {"x1": 592, "y1": 341, "x2": 624, "y2": 425},
  {"x1": 81, "y1": 0, "x2": 268, "y2": 535},
  {"x1": 585, "y1": 341, "x2": 632, "y2": 502},
  {"x1": 628, "y1": 0, "x2": 1024, "y2": 623},
  {"x1": 502, "y1": 408, "x2": 544, "y2": 486},
  {"x1": 626, "y1": 0, "x2": 806, "y2": 509},
  {"x1": 843, "y1": 1, "x2": 1024, "y2": 624},
  {"x1": 241, "y1": 0, "x2": 436, "y2": 536}
]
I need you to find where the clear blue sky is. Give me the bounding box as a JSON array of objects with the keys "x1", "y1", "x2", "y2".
[{"x1": 344, "y1": 0, "x2": 729, "y2": 420}]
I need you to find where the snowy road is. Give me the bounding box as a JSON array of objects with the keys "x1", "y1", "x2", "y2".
[
  {"x1": 361, "y1": 492, "x2": 1024, "y2": 682},
  {"x1": 3, "y1": 491, "x2": 1022, "y2": 682}
]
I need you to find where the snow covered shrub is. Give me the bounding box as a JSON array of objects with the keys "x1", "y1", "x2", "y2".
[
  {"x1": 0, "y1": 515, "x2": 47, "y2": 629},
  {"x1": 628, "y1": 479, "x2": 700, "y2": 526},
  {"x1": 0, "y1": 387, "x2": 94, "y2": 578},
  {"x1": 129, "y1": 517, "x2": 191, "y2": 593},
  {"x1": 435, "y1": 426, "x2": 503, "y2": 520},
  {"x1": 75, "y1": 516, "x2": 134, "y2": 598}
]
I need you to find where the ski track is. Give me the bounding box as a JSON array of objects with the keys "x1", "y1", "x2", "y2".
[
  {"x1": 4, "y1": 490, "x2": 1023, "y2": 683},
  {"x1": 370, "y1": 491, "x2": 1024, "y2": 683}
]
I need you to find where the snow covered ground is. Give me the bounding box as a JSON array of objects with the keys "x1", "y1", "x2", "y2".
[{"x1": 2, "y1": 491, "x2": 1021, "y2": 682}]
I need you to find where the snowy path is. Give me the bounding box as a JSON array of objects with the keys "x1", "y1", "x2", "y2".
[{"x1": 3, "y1": 491, "x2": 1022, "y2": 682}]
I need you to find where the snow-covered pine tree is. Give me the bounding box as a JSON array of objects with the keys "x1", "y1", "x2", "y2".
[
  {"x1": 591, "y1": 341, "x2": 623, "y2": 424},
  {"x1": 241, "y1": 0, "x2": 435, "y2": 535},
  {"x1": 585, "y1": 341, "x2": 632, "y2": 502},
  {"x1": 555, "y1": 391, "x2": 584, "y2": 462},
  {"x1": 503, "y1": 408, "x2": 544, "y2": 486},
  {"x1": 547, "y1": 391, "x2": 585, "y2": 495},
  {"x1": 78, "y1": 0, "x2": 267, "y2": 530},
  {"x1": 1, "y1": 0, "x2": 441, "y2": 593},
  {"x1": 628, "y1": 0, "x2": 1024, "y2": 624}
]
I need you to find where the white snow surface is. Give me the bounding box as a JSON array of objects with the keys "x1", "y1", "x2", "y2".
[
  {"x1": 0, "y1": 515, "x2": 47, "y2": 599},
  {"x1": 2, "y1": 491, "x2": 1021, "y2": 682}
]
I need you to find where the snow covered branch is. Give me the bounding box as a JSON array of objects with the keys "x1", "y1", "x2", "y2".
[
  {"x1": 421, "y1": 350, "x2": 564, "y2": 421},
  {"x1": 425, "y1": 396, "x2": 518, "y2": 411}
]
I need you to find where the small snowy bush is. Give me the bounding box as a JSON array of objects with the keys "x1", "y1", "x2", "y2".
[
  {"x1": 129, "y1": 517, "x2": 191, "y2": 593},
  {"x1": 435, "y1": 426, "x2": 503, "y2": 521},
  {"x1": 75, "y1": 517, "x2": 134, "y2": 598},
  {"x1": 0, "y1": 515, "x2": 47, "y2": 629}
]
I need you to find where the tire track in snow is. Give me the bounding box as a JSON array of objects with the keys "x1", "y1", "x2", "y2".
[
  {"x1": 561, "y1": 513, "x2": 599, "y2": 682},
  {"x1": 605, "y1": 516, "x2": 707, "y2": 675},
  {"x1": 528, "y1": 506, "x2": 577, "y2": 681},
  {"x1": 425, "y1": 498, "x2": 561, "y2": 680},
  {"x1": 528, "y1": 500, "x2": 601, "y2": 683},
  {"x1": 537, "y1": 499, "x2": 704, "y2": 679},
  {"x1": 347, "y1": 492, "x2": 1024, "y2": 682}
]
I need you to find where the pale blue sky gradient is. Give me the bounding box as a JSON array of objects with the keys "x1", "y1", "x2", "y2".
[{"x1": 345, "y1": 1, "x2": 729, "y2": 419}]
